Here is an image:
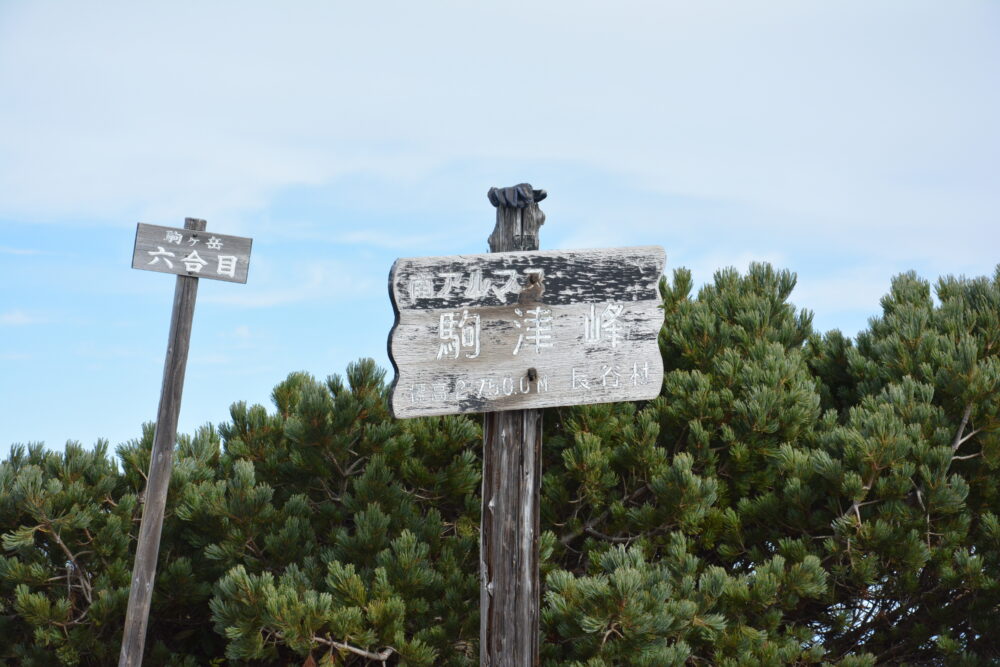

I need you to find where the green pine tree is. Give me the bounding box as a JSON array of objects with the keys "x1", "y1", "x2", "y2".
[{"x1": 3, "y1": 263, "x2": 998, "y2": 665}]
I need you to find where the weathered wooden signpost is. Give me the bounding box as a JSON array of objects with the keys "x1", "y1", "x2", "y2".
[
  {"x1": 119, "y1": 218, "x2": 252, "y2": 667},
  {"x1": 387, "y1": 185, "x2": 664, "y2": 665}
]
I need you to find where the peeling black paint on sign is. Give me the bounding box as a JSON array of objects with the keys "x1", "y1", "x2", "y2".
[{"x1": 387, "y1": 246, "x2": 666, "y2": 418}]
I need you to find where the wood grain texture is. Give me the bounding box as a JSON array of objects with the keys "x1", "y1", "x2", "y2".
[
  {"x1": 132, "y1": 222, "x2": 252, "y2": 283},
  {"x1": 390, "y1": 246, "x2": 664, "y2": 310},
  {"x1": 480, "y1": 409, "x2": 542, "y2": 667},
  {"x1": 481, "y1": 191, "x2": 544, "y2": 667},
  {"x1": 119, "y1": 218, "x2": 205, "y2": 667},
  {"x1": 388, "y1": 247, "x2": 665, "y2": 419}
]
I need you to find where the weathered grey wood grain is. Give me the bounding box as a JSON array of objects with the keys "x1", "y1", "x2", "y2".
[
  {"x1": 391, "y1": 301, "x2": 662, "y2": 418},
  {"x1": 132, "y1": 222, "x2": 252, "y2": 283},
  {"x1": 481, "y1": 408, "x2": 542, "y2": 667},
  {"x1": 390, "y1": 246, "x2": 665, "y2": 310},
  {"x1": 387, "y1": 246, "x2": 665, "y2": 418},
  {"x1": 481, "y1": 187, "x2": 544, "y2": 667},
  {"x1": 119, "y1": 218, "x2": 205, "y2": 667}
]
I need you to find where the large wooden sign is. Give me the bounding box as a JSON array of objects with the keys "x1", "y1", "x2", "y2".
[
  {"x1": 132, "y1": 223, "x2": 252, "y2": 283},
  {"x1": 388, "y1": 246, "x2": 665, "y2": 418}
]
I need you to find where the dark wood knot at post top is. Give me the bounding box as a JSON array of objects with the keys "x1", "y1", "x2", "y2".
[
  {"x1": 487, "y1": 183, "x2": 546, "y2": 253},
  {"x1": 487, "y1": 183, "x2": 547, "y2": 209}
]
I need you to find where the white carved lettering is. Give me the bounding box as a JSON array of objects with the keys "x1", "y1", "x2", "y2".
[
  {"x1": 409, "y1": 277, "x2": 435, "y2": 302},
  {"x1": 490, "y1": 270, "x2": 520, "y2": 300},
  {"x1": 147, "y1": 247, "x2": 176, "y2": 268},
  {"x1": 435, "y1": 372, "x2": 555, "y2": 403},
  {"x1": 630, "y1": 361, "x2": 650, "y2": 386},
  {"x1": 512, "y1": 306, "x2": 554, "y2": 355},
  {"x1": 437, "y1": 310, "x2": 481, "y2": 360},
  {"x1": 602, "y1": 365, "x2": 622, "y2": 387},
  {"x1": 585, "y1": 302, "x2": 626, "y2": 347},
  {"x1": 464, "y1": 268, "x2": 492, "y2": 299},
  {"x1": 216, "y1": 255, "x2": 238, "y2": 278},
  {"x1": 410, "y1": 383, "x2": 431, "y2": 404},
  {"x1": 437, "y1": 272, "x2": 462, "y2": 298},
  {"x1": 180, "y1": 250, "x2": 207, "y2": 273}
]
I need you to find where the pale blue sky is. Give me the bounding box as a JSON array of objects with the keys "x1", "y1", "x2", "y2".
[{"x1": 2, "y1": 1, "x2": 998, "y2": 456}]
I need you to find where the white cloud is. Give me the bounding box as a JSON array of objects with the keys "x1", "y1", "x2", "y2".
[
  {"x1": 4, "y1": 1, "x2": 996, "y2": 460},
  {"x1": 0, "y1": 1, "x2": 995, "y2": 266},
  {"x1": 0, "y1": 0, "x2": 995, "y2": 321}
]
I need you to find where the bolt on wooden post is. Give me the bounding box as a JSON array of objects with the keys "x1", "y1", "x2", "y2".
[
  {"x1": 387, "y1": 184, "x2": 665, "y2": 664},
  {"x1": 120, "y1": 218, "x2": 252, "y2": 667}
]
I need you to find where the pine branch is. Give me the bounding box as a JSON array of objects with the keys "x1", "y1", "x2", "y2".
[
  {"x1": 276, "y1": 632, "x2": 395, "y2": 662},
  {"x1": 41, "y1": 525, "x2": 92, "y2": 605},
  {"x1": 950, "y1": 405, "x2": 973, "y2": 451},
  {"x1": 583, "y1": 527, "x2": 633, "y2": 544},
  {"x1": 559, "y1": 484, "x2": 650, "y2": 546},
  {"x1": 953, "y1": 429, "x2": 982, "y2": 450}
]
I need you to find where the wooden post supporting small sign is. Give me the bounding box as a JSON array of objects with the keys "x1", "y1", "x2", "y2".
[
  {"x1": 387, "y1": 185, "x2": 665, "y2": 666},
  {"x1": 119, "y1": 218, "x2": 252, "y2": 667}
]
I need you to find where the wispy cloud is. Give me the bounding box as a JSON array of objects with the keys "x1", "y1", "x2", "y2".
[
  {"x1": 191, "y1": 353, "x2": 232, "y2": 365},
  {"x1": 72, "y1": 341, "x2": 141, "y2": 360},
  {"x1": 335, "y1": 230, "x2": 441, "y2": 250},
  {"x1": 201, "y1": 260, "x2": 378, "y2": 308},
  {"x1": 215, "y1": 325, "x2": 258, "y2": 351},
  {"x1": 0, "y1": 310, "x2": 47, "y2": 326},
  {"x1": 0, "y1": 246, "x2": 45, "y2": 256},
  {"x1": 1, "y1": 1, "x2": 995, "y2": 270}
]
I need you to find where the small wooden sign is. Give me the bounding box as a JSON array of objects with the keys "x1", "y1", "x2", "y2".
[
  {"x1": 131, "y1": 223, "x2": 252, "y2": 283},
  {"x1": 388, "y1": 246, "x2": 665, "y2": 418}
]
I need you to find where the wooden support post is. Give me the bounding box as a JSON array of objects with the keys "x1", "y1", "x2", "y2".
[
  {"x1": 480, "y1": 184, "x2": 546, "y2": 666},
  {"x1": 388, "y1": 186, "x2": 662, "y2": 661},
  {"x1": 119, "y1": 217, "x2": 206, "y2": 667}
]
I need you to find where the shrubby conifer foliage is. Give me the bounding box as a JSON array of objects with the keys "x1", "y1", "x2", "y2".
[{"x1": 2, "y1": 263, "x2": 999, "y2": 665}]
